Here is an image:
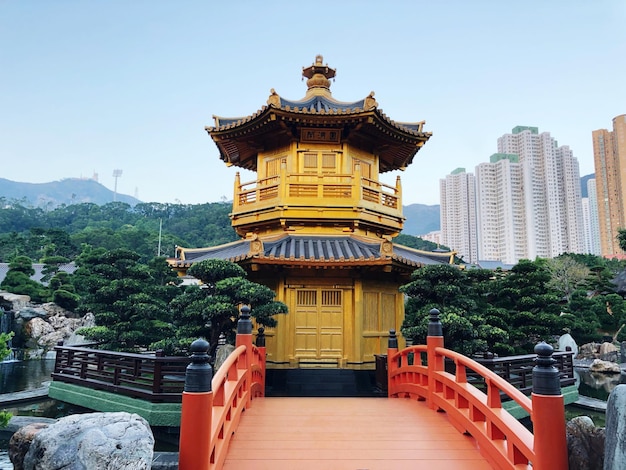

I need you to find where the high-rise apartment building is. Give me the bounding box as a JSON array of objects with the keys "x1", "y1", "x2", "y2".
[
  {"x1": 440, "y1": 126, "x2": 585, "y2": 265},
  {"x1": 496, "y1": 126, "x2": 585, "y2": 259},
  {"x1": 582, "y1": 179, "x2": 601, "y2": 255},
  {"x1": 593, "y1": 114, "x2": 626, "y2": 257},
  {"x1": 475, "y1": 154, "x2": 525, "y2": 264},
  {"x1": 440, "y1": 168, "x2": 478, "y2": 263}
]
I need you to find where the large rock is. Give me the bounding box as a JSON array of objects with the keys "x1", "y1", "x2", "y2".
[
  {"x1": 40, "y1": 302, "x2": 81, "y2": 319},
  {"x1": 23, "y1": 412, "x2": 154, "y2": 470},
  {"x1": 589, "y1": 359, "x2": 621, "y2": 374},
  {"x1": 0, "y1": 291, "x2": 30, "y2": 309},
  {"x1": 599, "y1": 342, "x2": 619, "y2": 362},
  {"x1": 20, "y1": 311, "x2": 96, "y2": 357},
  {"x1": 567, "y1": 416, "x2": 605, "y2": 470},
  {"x1": 16, "y1": 307, "x2": 47, "y2": 321},
  {"x1": 9, "y1": 422, "x2": 51, "y2": 470},
  {"x1": 558, "y1": 333, "x2": 579, "y2": 356},
  {"x1": 24, "y1": 317, "x2": 55, "y2": 345},
  {"x1": 605, "y1": 384, "x2": 626, "y2": 470}
]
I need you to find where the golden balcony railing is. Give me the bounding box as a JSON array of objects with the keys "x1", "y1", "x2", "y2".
[{"x1": 233, "y1": 173, "x2": 401, "y2": 213}]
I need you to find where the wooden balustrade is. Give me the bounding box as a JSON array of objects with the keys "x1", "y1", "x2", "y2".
[
  {"x1": 472, "y1": 350, "x2": 575, "y2": 394},
  {"x1": 234, "y1": 173, "x2": 400, "y2": 210},
  {"x1": 178, "y1": 306, "x2": 266, "y2": 470},
  {"x1": 387, "y1": 309, "x2": 569, "y2": 470},
  {"x1": 51, "y1": 345, "x2": 189, "y2": 402}
]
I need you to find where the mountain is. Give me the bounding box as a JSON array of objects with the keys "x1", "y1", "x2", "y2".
[
  {"x1": 401, "y1": 203, "x2": 440, "y2": 236},
  {"x1": 0, "y1": 178, "x2": 140, "y2": 208}
]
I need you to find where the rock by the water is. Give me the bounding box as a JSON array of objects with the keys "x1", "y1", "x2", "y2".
[
  {"x1": 605, "y1": 384, "x2": 626, "y2": 470},
  {"x1": 9, "y1": 422, "x2": 51, "y2": 470},
  {"x1": 0, "y1": 291, "x2": 30, "y2": 309},
  {"x1": 5, "y1": 416, "x2": 56, "y2": 434},
  {"x1": 589, "y1": 359, "x2": 621, "y2": 374},
  {"x1": 558, "y1": 333, "x2": 579, "y2": 356},
  {"x1": 567, "y1": 416, "x2": 605, "y2": 470},
  {"x1": 578, "y1": 342, "x2": 600, "y2": 359},
  {"x1": 23, "y1": 412, "x2": 154, "y2": 470},
  {"x1": 41, "y1": 302, "x2": 81, "y2": 319},
  {"x1": 599, "y1": 342, "x2": 619, "y2": 362},
  {"x1": 16, "y1": 307, "x2": 47, "y2": 321},
  {"x1": 24, "y1": 318, "x2": 55, "y2": 345}
]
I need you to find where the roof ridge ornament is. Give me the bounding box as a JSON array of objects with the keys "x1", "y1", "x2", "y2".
[
  {"x1": 267, "y1": 88, "x2": 281, "y2": 106},
  {"x1": 302, "y1": 54, "x2": 336, "y2": 91}
]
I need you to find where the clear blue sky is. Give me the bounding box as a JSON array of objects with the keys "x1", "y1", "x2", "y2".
[{"x1": 1, "y1": 1, "x2": 625, "y2": 205}]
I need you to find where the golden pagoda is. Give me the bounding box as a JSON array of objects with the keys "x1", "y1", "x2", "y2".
[{"x1": 169, "y1": 56, "x2": 454, "y2": 369}]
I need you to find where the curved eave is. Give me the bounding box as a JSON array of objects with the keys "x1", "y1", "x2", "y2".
[
  {"x1": 207, "y1": 104, "x2": 431, "y2": 172},
  {"x1": 392, "y1": 244, "x2": 457, "y2": 265},
  {"x1": 168, "y1": 240, "x2": 252, "y2": 268},
  {"x1": 167, "y1": 237, "x2": 453, "y2": 272}
]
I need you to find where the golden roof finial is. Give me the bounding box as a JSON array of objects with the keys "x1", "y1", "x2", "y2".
[{"x1": 302, "y1": 55, "x2": 336, "y2": 90}]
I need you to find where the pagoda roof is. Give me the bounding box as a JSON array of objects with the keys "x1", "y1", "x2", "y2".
[
  {"x1": 169, "y1": 235, "x2": 454, "y2": 270},
  {"x1": 207, "y1": 56, "x2": 431, "y2": 173}
]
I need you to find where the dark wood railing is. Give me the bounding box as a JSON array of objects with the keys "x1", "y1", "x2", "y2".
[
  {"x1": 471, "y1": 350, "x2": 576, "y2": 394},
  {"x1": 51, "y1": 345, "x2": 190, "y2": 402}
]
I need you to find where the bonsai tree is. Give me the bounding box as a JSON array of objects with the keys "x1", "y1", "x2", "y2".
[
  {"x1": 0, "y1": 255, "x2": 47, "y2": 302},
  {"x1": 73, "y1": 247, "x2": 180, "y2": 351},
  {"x1": 160, "y1": 259, "x2": 288, "y2": 357},
  {"x1": 400, "y1": 264, "x2": 509, "y2": 356}
]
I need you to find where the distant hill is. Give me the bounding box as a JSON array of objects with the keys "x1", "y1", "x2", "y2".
[
  {"x1": 0, "y1": 178, "x2": 140, "y2": 208},
  {"x1": 401, "y1": 203, "x2": 440, "y2": 236}
]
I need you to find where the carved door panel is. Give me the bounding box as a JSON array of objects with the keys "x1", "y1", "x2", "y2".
[{"x1": 293, "y1": 288, "x2": 343, "y2": 360}]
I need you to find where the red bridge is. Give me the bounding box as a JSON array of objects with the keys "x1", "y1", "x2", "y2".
[{"x1": 178, "y1": 309, "x2": 569, "y2": 470}]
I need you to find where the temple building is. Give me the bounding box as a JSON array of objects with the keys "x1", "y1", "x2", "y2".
[{"x1": 169, "y1": 56, "x2": 454, "y2": 369}]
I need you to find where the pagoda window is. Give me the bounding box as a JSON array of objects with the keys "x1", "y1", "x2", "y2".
[
  {"x1": 303, "y1": 153, "x2": 318, "y2": 173},
  {"x1": 352, "y1": 159, "x2": 372, "y2": 179},
  {"x1": 299, "y1": 151, "x2": 339, "y2": 175},
  {"x1": 321, "y1": 153, "x2": 337, "y2": 173},
  {"x1": 266, "y1": 158, "x2": 280, "y2": 177}
]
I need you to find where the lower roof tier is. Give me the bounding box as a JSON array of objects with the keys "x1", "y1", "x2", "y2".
[{"x1": 169, "y1": 234, "x2": 455, "y2": 272}]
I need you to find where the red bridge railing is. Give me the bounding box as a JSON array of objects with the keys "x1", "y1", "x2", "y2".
[
  {"x1": 387, "y1": 308, "x2": 568, "y2": 470},
  {"x1": 178, "y1": 306, "x2": 266, "y2": 470}
]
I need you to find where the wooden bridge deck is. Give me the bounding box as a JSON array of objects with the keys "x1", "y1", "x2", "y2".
[{"x1": 223, "y1": 397, "x2": 493, "y2": 470}]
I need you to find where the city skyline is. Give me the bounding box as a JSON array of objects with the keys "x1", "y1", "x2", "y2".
[
  {"x1": 441, "y1": 126, "x2": 586, "y2": 264},
  {"x1": 1, "y1": 2, "x2": 625, "y2": 206}
]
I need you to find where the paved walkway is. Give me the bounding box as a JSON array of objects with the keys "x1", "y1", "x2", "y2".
[{"x1": 223, "y1": 397, "x2": 492, "y2": 470}]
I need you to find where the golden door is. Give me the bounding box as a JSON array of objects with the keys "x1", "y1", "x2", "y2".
[{"x1": 293, "y1": 288, "x2": 343, "y2": 362}]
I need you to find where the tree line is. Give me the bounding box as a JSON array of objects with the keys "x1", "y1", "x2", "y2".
[
  {"x1": 0, "y1": 200, "x2": 238, "y2": 263},
  {"x1": 401, "y1": 254, "x2": 626, "y2": 356}
]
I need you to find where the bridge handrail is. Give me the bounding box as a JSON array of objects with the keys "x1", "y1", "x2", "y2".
[
  {"x1": 208, "y1": 344, "x2": 249, "y2": 470},
  {"x1": 387, "y1": 309, "x2": 568, "y2": 470},
  {"x1": 388, "y1": 344, "x2": 532, "y2": 412},
  {"x1": 178, "y1": 306, "x2": 266, "y2": 470}
]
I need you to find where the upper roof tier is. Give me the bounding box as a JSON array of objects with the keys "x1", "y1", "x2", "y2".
[{"x1": 207, "y1": 55, "x2": 431, "y2": 173}]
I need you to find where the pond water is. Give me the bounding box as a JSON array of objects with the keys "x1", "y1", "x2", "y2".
[
  {"x1": 0, "y1": 359, "x2": 177, "y2": 467},
  {"x1": 1, "y1": 360, "x2": 73, "y2": 469},
  {"x1": 0, "y1": 359, "x2": 56, "y2": 394}
]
